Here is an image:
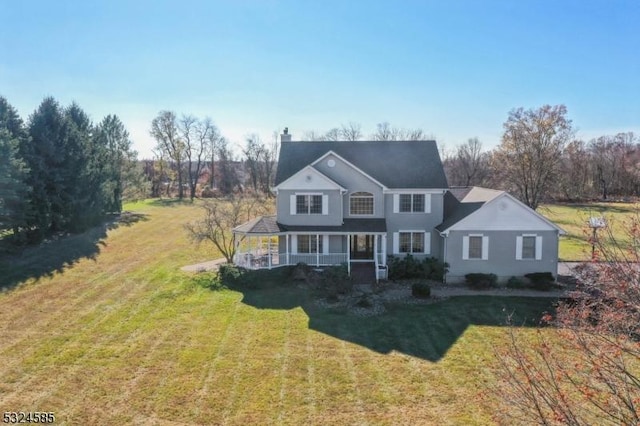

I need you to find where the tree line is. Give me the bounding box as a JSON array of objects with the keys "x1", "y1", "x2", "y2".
[
  {"x1": 442, "y1": 105, "x2": 640, "y2": 209},
  {"x1": 0, "y1": 96, "x2": 143, "y2": 244},
  {"x1": 5, "y1": 99, "x2": 636, "y2": 245},
  {"x1": 159, "y1": 107, "x2": 637, "y2": 208},
  {"x1": 148, "y1": 111, "x2": 279, "y2": 199}
]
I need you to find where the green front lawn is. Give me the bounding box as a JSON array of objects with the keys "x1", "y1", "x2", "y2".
[
  {"x1": 539, "y1": 202, "x2": 639, "y2": 261},
  {"x1": 0, "y1": 200, "x2": 559, "y2": 424}
]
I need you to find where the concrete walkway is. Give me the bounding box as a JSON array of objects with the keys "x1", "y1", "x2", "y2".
[{"x1": 180, "y1": 258, "x2": 227, "y2": 272}]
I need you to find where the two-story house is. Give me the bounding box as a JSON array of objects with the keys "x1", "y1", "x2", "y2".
[{"x1": 232, "y1": 129, "x2": 565, "y2": 283}]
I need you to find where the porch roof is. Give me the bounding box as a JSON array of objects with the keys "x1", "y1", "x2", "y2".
[
  {"x1": 280, "y1": 218, "x2": 387, "y2": 233},
  {"x1": 233, "y1": 215, "x2": 284, "y2": 235}
]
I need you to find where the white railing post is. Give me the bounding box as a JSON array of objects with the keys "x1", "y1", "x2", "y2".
[
  {"x1": 347, "y1": 235, "x2": 351, "y2": 275},
  {"x1": 374, "y1": 234, "x2": 379, "y2": 282}
]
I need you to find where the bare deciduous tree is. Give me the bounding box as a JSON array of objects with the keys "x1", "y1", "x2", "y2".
[
  {"x1": 495, "y1": 105, "x2": 573, "y2": 209},
  {"x1": 151, "y1": 111, "x2": 186, "y2": 199},
  {"x1": 372, "y1": 122, "x2": 395, "y2": 141},
  {"x1": 216, "y1": 137, "x2": 239, "y2": 195},
  {"x1": 372, "y1": 122, "x2": 427, "y2": 141},
  {"x1": 243, "y1": 134, "x2": 265, "y2": 193},
  {"x1": 324, "y1": 127, "x2": 341, "y2": 141},
  {"x1": 340, "y1": 122, "x2": 362, "y2": 141},
  {"x1": 558, "y1": 139, "x2": 592, "y2": 200},
  {"x1": 493, "y1": 211, "x2": 640, "y2": 425},
  {"x1": 184, "y1": 196, "x2": 270, "y2": 263},
  {"x1": 442, "y1": 138, "x2": 492, "y2": 187}
]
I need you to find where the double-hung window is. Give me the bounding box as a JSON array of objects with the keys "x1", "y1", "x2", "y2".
[
  {"x1": 516, "y1": 234, "x2": 542, "y2": 260},
  {"x1": 350, "y1": 192, "x2": 374, "y2": 215},
  {"x1": 463, "y1": 234, "x2": 489, "y2": 260},
  {"x1": 296, "y1": 194, "x2": 323, "y2": 214},
  {"x1": 468, "y1": 236, "x2": 483, "y2": 259},
  {"x1": 297, "y1": 235, "x2": 323, "y2": 253},
  {"x1": 394, "y1": 231, "x2": 430, "y2": 254},
  {"x1": 394, "y1": 193, "x2": 430, "y2": 213}
]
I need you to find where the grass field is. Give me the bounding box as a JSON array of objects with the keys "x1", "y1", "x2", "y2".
[
  {"x1": 0, "y1": 199, "x2": 563, "y2": 425},
  {"x1": 539, "y1": 201, "x2": 640, "y2": 261}
]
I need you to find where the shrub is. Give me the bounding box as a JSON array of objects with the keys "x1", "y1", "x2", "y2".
[
  {"x1": 506, "y1": 276, "x2": 526, "y2": 289},
  {"x1": 388, "y1": 254, "x2": 448, "y2": 282},
  {"x1": 218, "y1": 264, "x2": 295, "y2": 289},
  {"x1": 411, "y1": 281, "x2": 431, "y2": 299},
  {"x1": 321, "y1": 264, "x2": 353, "y2": 299},
  {"x1": 218, "y1": 263, "x2": 243, "y2": 285},
  {"x1": 355, "y1": 295, "x2": 373, "y2": 308},
  {"x1": 525, "y1": 272, "x2": 555, "y2": 291},
  {"x1": 465, "y1": 273, "x2": 498, "y2": 290},
  {"x1": 191, "y1": 272, "x2": 225, "y2": 290}
]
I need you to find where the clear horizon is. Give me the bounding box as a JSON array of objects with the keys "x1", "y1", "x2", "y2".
[{"x1": 2, "y1": 0, "x2": 639, "y2": 158}]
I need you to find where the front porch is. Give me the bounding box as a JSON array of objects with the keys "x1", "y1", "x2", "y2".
[{"x1": 232, "y1": 216, "x2": 388, "y2": 281}]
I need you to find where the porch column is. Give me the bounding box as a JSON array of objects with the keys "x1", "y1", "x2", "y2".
[
  {"x1": 346, "y1": 234, "x2": 351, "y2": 275},
  {"x1": 286, "y1": 234, "x2": 290, "y2": 265},
  {"x1": 234, "y1": 234, "x2": 240, "y2": 264},
  {"x1": 374, "y1": 234, "x2": 378, "y2": 263},
  {"x1": 374, "y1": 234, "x2": 379, "y2": 282},
  {"x1": 316, "y1": 233, "x2": 320, "y2": 266},
  {"x1": 382, "y1": 234, "x2": 387, "y2": 266},
  {"x1": 267, "y1": 236, "x2": 272, "y2": 269}
]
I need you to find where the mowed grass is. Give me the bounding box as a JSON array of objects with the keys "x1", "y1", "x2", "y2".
[
  {"x1": 539, "y1": 201, "x2": 640, "y2": 261},
  {"x1": 0, "y1": 200, "x2": 557, "y2": 425}
]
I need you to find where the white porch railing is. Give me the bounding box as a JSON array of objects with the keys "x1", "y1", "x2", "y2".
[
  {"x1": 289, "y1": 253, "x2": 348, "y2": 266},
  {"x1": 233, "y1": 251, "x2": 281, "y2": 270},
  {"x1": 233, "y1": 252, "x2": 348, "y2": 269}
]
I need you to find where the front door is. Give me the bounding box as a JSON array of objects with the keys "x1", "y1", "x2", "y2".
[{"x1": 350, "y1": 234, "x2": 373, "y2": 260}]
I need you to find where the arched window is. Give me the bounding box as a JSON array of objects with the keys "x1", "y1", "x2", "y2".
[{"x1": 350, "y1": 192, "x2": 374, "y2": 215}]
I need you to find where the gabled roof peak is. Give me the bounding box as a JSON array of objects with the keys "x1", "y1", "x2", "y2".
[{"x1": 275, "y1": 140, "x2": 448, "y2": 189}]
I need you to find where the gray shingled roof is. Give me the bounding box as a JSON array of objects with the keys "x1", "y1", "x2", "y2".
[
  {"x1": 233, "y1": 216, "x2": 387, "y2": 234},
  {"x1": 280, "y1": 219, "x2": 387, "y2": 233},
  {"x1": 436, "y1": 187, "x2": 505, "y2": 232},
  {"x1": 233, "y1": 215, "x2": 284, "y2": 234},
  {"x1": 275, "y1": 140, "x2": 448, "y2": 189}
]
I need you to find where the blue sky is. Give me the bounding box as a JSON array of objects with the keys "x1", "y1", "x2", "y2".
[{"x1": 1, "y1": 0, "x2": 639, "y2": 158}]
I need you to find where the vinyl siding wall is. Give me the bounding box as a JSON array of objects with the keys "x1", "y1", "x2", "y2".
[
  {"x1": 313, "y1": 153, "x2": 385, "y2": 219},
  {"x1": 276, "y1": 189, "x2": 343, "y2": 226},
  {"x1": 444, "y1": 229, "x2": 560, "y2": 283},
  {"x1": 384, "y1": 192, "x2": 445, "y2": 260}
]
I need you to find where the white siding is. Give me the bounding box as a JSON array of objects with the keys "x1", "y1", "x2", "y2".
[
  {"x1": 535, "y1": 236, "x2": 543, "y2": 260},
  {"x1": 462, "y1": 236, "x2": 469, "y2": 260},
  {"x1": 424, "y1": 232, "x2": 431, "y2": 254},
  {"x1": 482, "y1": 236, "x2": 489, "y2": 260}
]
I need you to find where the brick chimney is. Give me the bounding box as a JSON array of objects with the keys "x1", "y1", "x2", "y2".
[{"x1": 280, "y1": 127, "x2": 292, "y2": 142}]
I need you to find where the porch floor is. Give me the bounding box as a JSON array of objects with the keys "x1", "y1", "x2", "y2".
[{"x1": 350, "y1": 263, "x2": 376, "y2": 285}]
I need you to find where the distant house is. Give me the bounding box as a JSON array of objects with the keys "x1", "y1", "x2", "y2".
[{"x1": 232, "y1": 129, "x2": 565, "y2": 283}]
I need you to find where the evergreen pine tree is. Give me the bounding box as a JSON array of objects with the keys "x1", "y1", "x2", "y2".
[
  {"x1": 0, "y1": 97, "x2": 30, "y2": 241},
  {"x1": 25, "y1": 97, "x2": 70, "y2": 237}
]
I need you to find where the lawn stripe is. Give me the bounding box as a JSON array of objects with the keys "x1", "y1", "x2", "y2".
[
  {"x1": 336, "y1": 325, "x2": 367, "y2": 424},
  {"x1": 193, "y1": 293, "x2": 242, "y2": 421},
  {"x1": 15, "y1": 275, "x2": 178, "y2": 420},
  {"x1": 219, "y1": 305, "x2": 259, "y2": 425},
  {"x1": 305, "y1": 327, "x2": 318, "y2": 422},
  {"x1": 274, "y1": 309, "x2": 292, "y2": 424},
  {"x1": 0, "y1": 274, "x2": 142, "y2": 408}
]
